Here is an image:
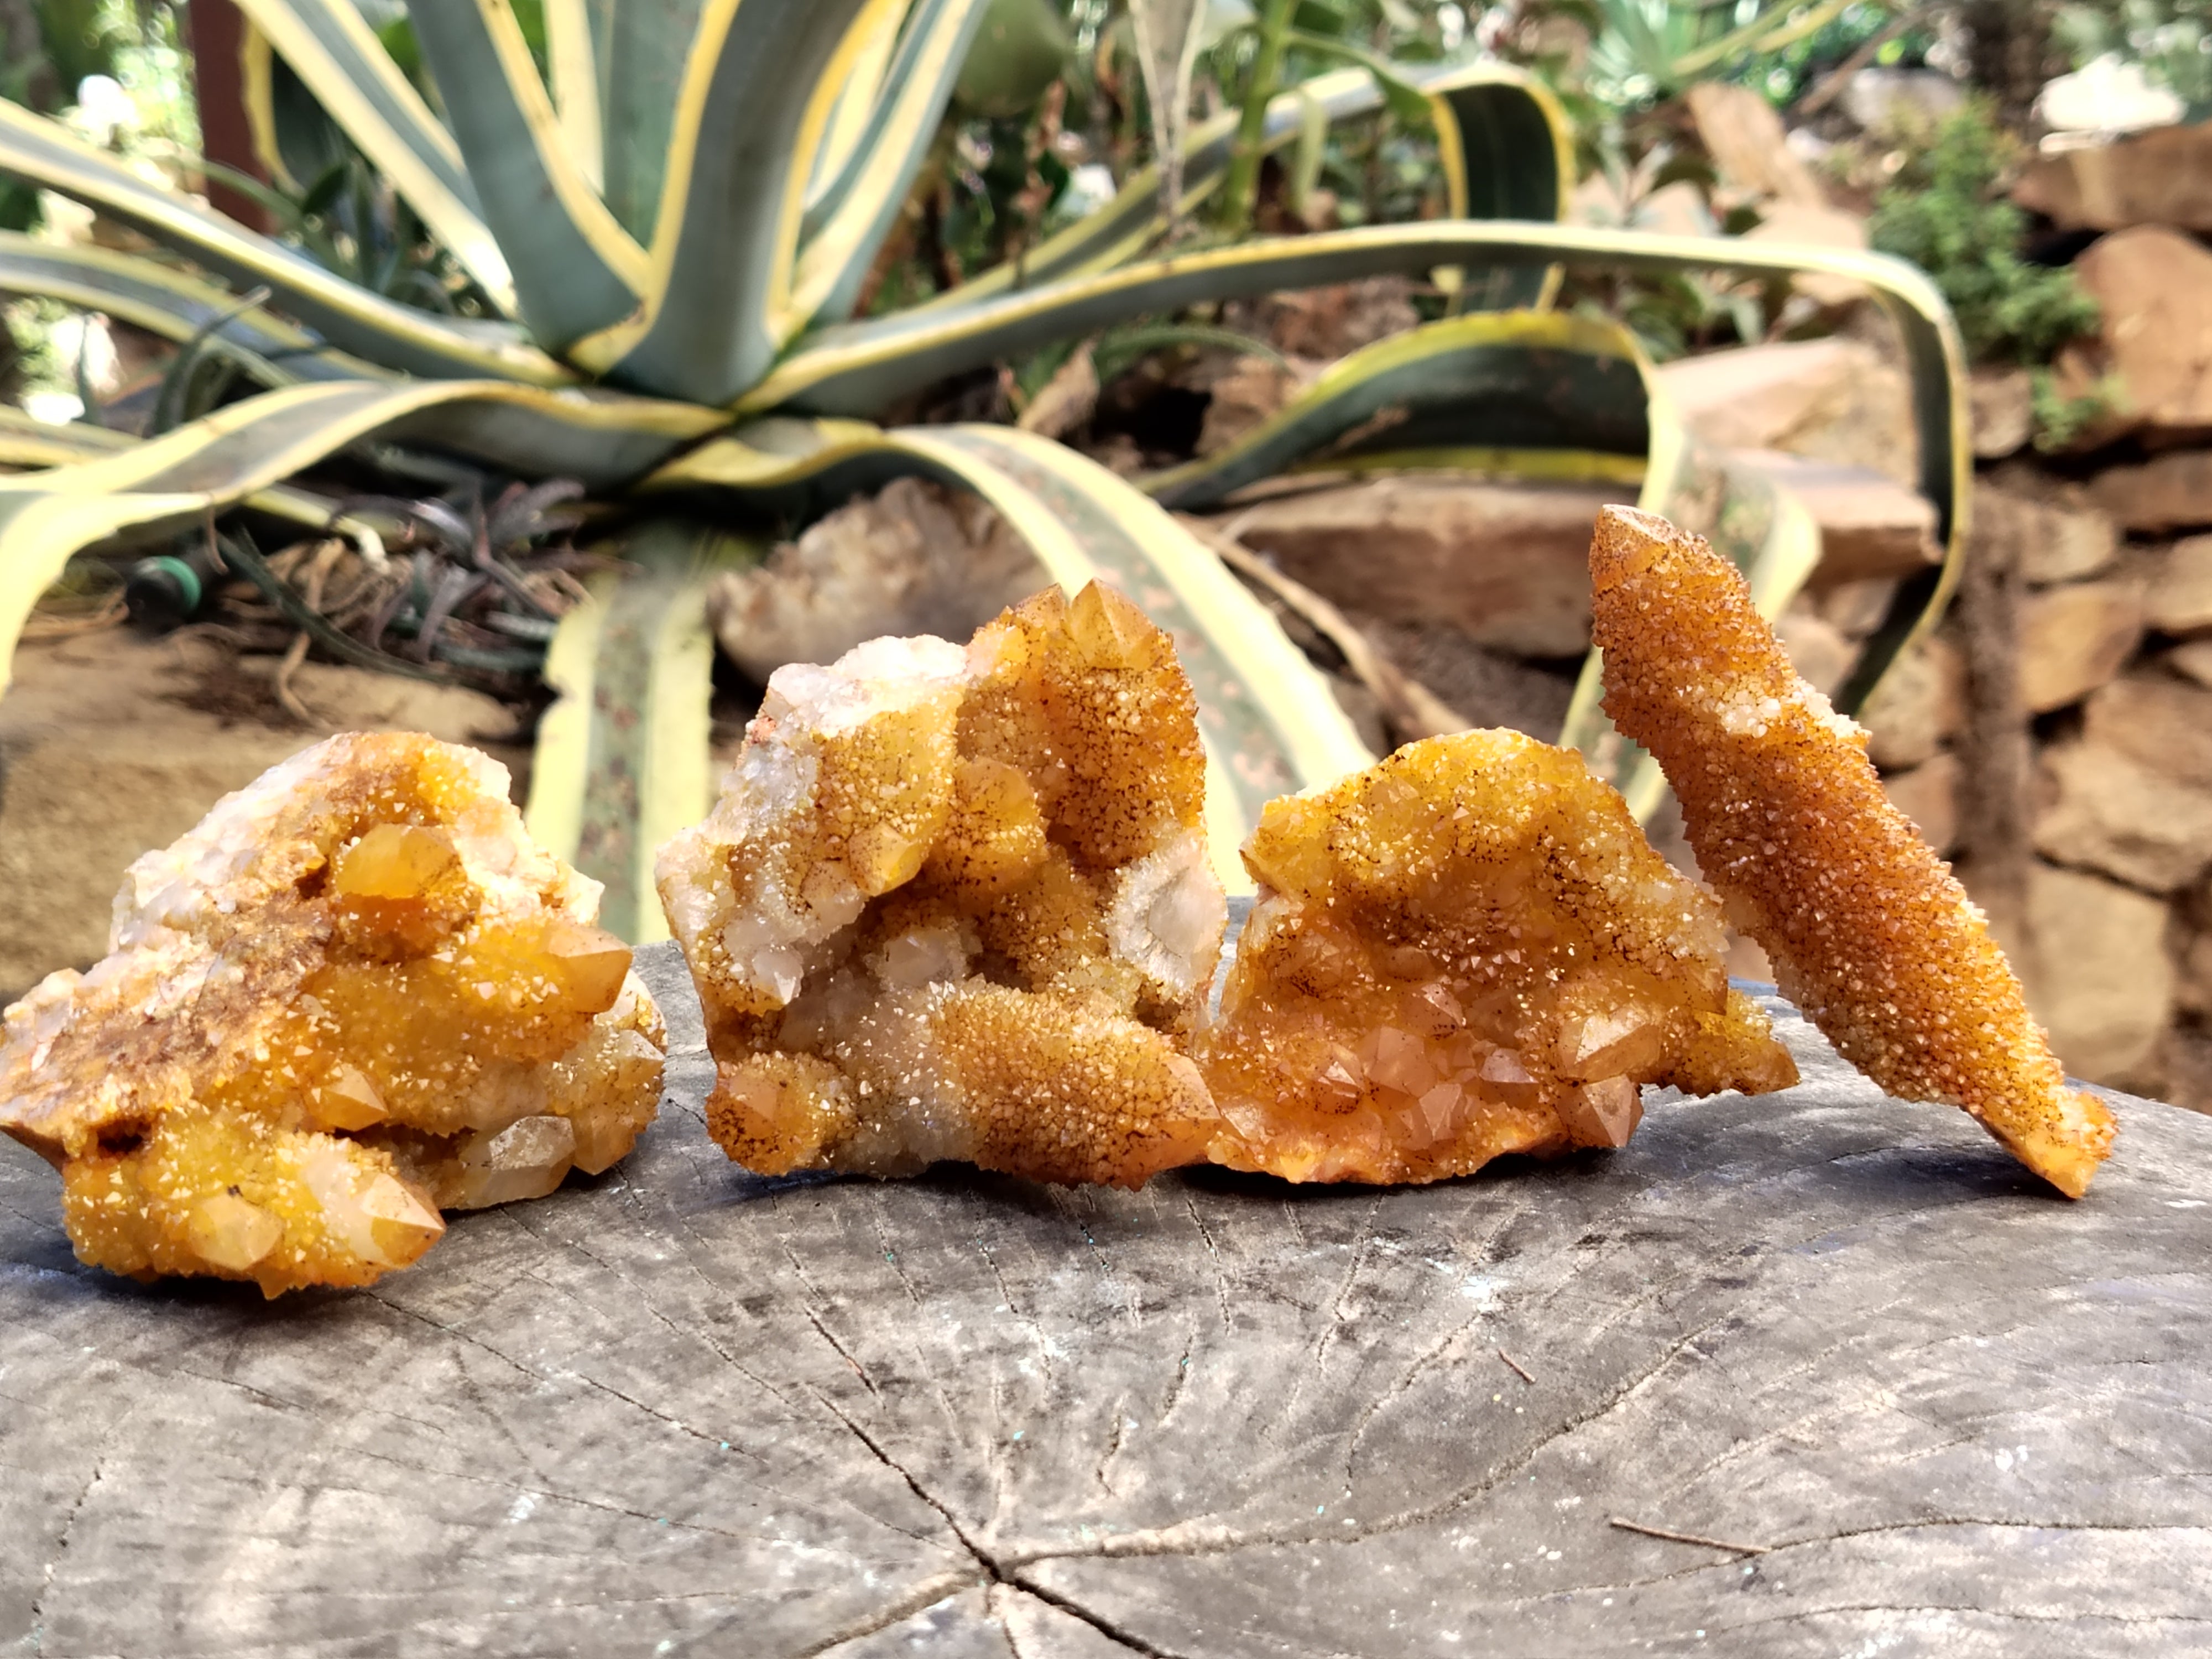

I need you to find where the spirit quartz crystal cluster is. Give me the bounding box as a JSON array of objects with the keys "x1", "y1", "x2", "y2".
[
  {"x1": 1589, "y1": 504, "x2": 2116, "y2": 1197},
  {"x1": 0, "y1": 733, "x2": 665, "y2": 1293},
  {"x1": 0, "y1": 524, "x2": 2089, "y2": 1296},
  {"x1": 661, "y1": 580, "x2": 1802, "y2": 1190},
  {"x1": 1196, "y1": 729, "x2": 1799, "y2": 1183},
  {"x1": 658, "y1": 582, "x2": 1227, "y2": 1187}
]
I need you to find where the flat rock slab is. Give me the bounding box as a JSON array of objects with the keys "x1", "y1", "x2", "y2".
[{"x1": 3, "y1": 942, "x2": 2207, "y2": 1658}]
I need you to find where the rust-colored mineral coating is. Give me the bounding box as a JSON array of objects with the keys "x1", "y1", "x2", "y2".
[
  {"x1": 658, "y1": 582, "x2": 1227, "y2": 1189},
  {"x1": 1587, "y1": 504, "x2": 2116, "y2": 1198},
  {"x1": 1194, "y1": 729, "x2": 1797, "y2": 1185},
  {"x1": 0, "y1": 733, "x2": 668, "y2": 1294}
]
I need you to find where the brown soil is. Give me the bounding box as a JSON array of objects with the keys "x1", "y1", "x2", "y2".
[{"x1": 0, "y1": 628, "x2": 528, "y2": 1000}]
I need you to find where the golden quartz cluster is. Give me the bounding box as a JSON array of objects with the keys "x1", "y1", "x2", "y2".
[
  {"x1": 656, "y1": 582, "x2": 1227, "y2": 1188},
  {"x1": 659, "y1": 579, "x2": 1804, "y2": 1194},
  {"x1": 1196, "y1": 731, "x2": 1798, "y2": 1185},
  {"x1": 2, "y1": 512, "x2": 2115, "y2": 1296},
  {"x1": 0, "y1": 734, "x2": 664, "y2": 1293}
]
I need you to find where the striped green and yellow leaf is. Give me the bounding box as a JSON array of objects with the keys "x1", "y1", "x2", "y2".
[
  {"x1": 0, "y1": 231, "x2": 394, "y2": 385},
  {"x1": 1144, "y1": 309, "x2": 1651, "y2": 512},
  {"x1": 399, "y1": 0, "x2": 648, "y2": 348},
  {"x1": 910, "y1": 56, "x2": 1572, "y2": 317},
  {"x1": 0, "y1": 101, "x2": 571, "y2": 385},
  {"x1": 791, "y1": 0, "x2": 993, "y2": 325},
  {"x1": 231, "y1": 0, "x2": 518, "y2": 314},
  {"x1": 528, "y1": 521, "x2": 762, "y2": 942},
  {"x1": 0, "y1": 380, "x2": 720, "y2": 696},
  {"x1": 566, "y1": 0, "x2": 897, "y2": 401},
  {"x1": 0, "y1": 404, "x2": 394, "y2": 554}
]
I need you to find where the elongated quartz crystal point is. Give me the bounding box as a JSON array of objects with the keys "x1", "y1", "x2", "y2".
[
  {"x1": 1588, "y1": 504, "x2": 2116, "y2": 1197},
  {"x1": 658, "y1": 582, "x2": 1227, "y2": 1188},
  {"x1": 0, "y1": 733, "x2": 666, "y2": 1295},
  {"x1": 1194, "y1": 729, "x2": 1798, "y2": 1184}
]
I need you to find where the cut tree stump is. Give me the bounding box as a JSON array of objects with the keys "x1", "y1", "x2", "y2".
[{"x1": 3, "y1": 941, "x2": 2207, "y2": 1657}]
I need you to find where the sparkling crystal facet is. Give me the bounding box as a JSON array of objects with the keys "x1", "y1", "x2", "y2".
[
  {"x1": 0, "y1": 733, "x2": 669, "y2": 1293},
  {"x1": 1194, "y1": 729, "x2": 1799, "y2": 1184},
  {"x1": 658, "y1": 583, "x2": 1226, "y2": 1188},
  {"x1": 1588, "y1": 504, "x2": 2117, "y2": 1197}
]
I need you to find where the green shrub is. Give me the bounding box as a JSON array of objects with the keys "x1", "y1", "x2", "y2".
[
  {"x1": 1868, "y1": 98, "x2": 2100, "y2": 367},
  {"x1": 2030, "y1": 367, "x2": 2126, "y2": 452}
]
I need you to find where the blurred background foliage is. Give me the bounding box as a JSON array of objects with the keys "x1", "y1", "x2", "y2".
[
  {"x1": 0, "y1": 0, "x2": 2184, "y2": 409},
  {"x1": 1864, "y1": 95, "x2": 2099, "y2": 365},
  {"x1": 2056, "y1": 0, "x2": 2212, "y2": 116},
  {"x1": 0, "y1": 0, "x2": 196, "y2": 228},
  {"x1": 821, "y1": 0, "x2": 2148, "y2": 388}
]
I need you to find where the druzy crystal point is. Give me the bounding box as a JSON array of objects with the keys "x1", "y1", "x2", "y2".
[
  {"x1": 1589, "y1": 504, "x2": 2115, "y2": 1197},
  {"x1": 0, "y1": 733, "x2": 666, "y2": 1294},
  {"x1": 1193, "y1": 728, "x2": 1798, "y2": 1184},
  {"x1": 658, "y1": 582, "x2": 1227, "y2": 1188}
]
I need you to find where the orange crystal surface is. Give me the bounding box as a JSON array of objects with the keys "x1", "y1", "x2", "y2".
[
  {"x1": 1194, "y1": 728, "x2": 1798, "y2": 1184},
  {"x1": 1588, "y1": 504, "x2": 2115, "y2": 1197},
  {"x1": 0, "y1": 732, "x2": 667, "y2": 1294},
  {"x1": 657, "y1": 582, "x2": 1226, "y2": 1188}
]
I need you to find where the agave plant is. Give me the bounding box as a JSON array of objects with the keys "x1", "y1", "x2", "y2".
[{"x1": 0, "y1": 0, "x2": 1966, "y2": 940}]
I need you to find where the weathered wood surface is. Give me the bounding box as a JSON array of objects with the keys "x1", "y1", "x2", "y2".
[{"x1": 3, "y1": 939, "x2": 2208, "y2": 1658}]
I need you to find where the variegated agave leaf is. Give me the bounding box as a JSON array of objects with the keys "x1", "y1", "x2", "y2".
[
  {"x1": 529, "y1": 521, "x2": 761, "y2": 943},
  {"x1": 0, "y1": 0, "x2": 1970, "y2": 932},
  {"x1": 0, "y1": 382, "x2": 719, "y2": 700},
  {"x1": 232, "y1": 0, "x2": 519, "y2": 314}
]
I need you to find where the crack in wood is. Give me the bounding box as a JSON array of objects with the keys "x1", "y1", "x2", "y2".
[
  {"x1": 1719, "y1": 1603, "x2": 2212, "y2": 1632},
  {"x1": 1177, "y1": 1195, "x2": 1234, "y2": 1335},
  {"x1": 357, "y1": 1287, "x2": 941, "y2": 1552},
  {"x1": 502, "y1": 1204, "x2": 800, "y2": 1407},
  {"x1": 803, "y1": 1306, "x2": 883, "y2": 1399},
  {"x1": 1003, "y1": 1574, "x2": 1187, "y2": 1658},
  {"x1": 971, "y1": 1222, "x2": 1060, "y2": 1389},
  {"x1": 1270, "y1": 1194, "x2": 1387, "y2": 1442},
  {"x1": 1009, "y1": 1305, "x2": 1754, "y2": 1569},
  {"x1": 1153, "y1": 1321, "x2": 1196, "y2": 1434},
  {"x1": 805, "y1": 1389, "x2": 1184, "y2": 1657},
  {"x1": 8, "y1": 960, "x2": 2208, "y2": 1655},
  {"x1": 360, "y1": 1288, "x2": 539, "y2": 1381},
  {"x1": 1049, "y1": 1187, "x2": 1145, "y2": 1332},
  {"x1": 789, "y1": 1573, "x2": 995, "y2": 1659},
  {"x1": 25, "y1": 1409, "x2": 127, "y2": 1655}
]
